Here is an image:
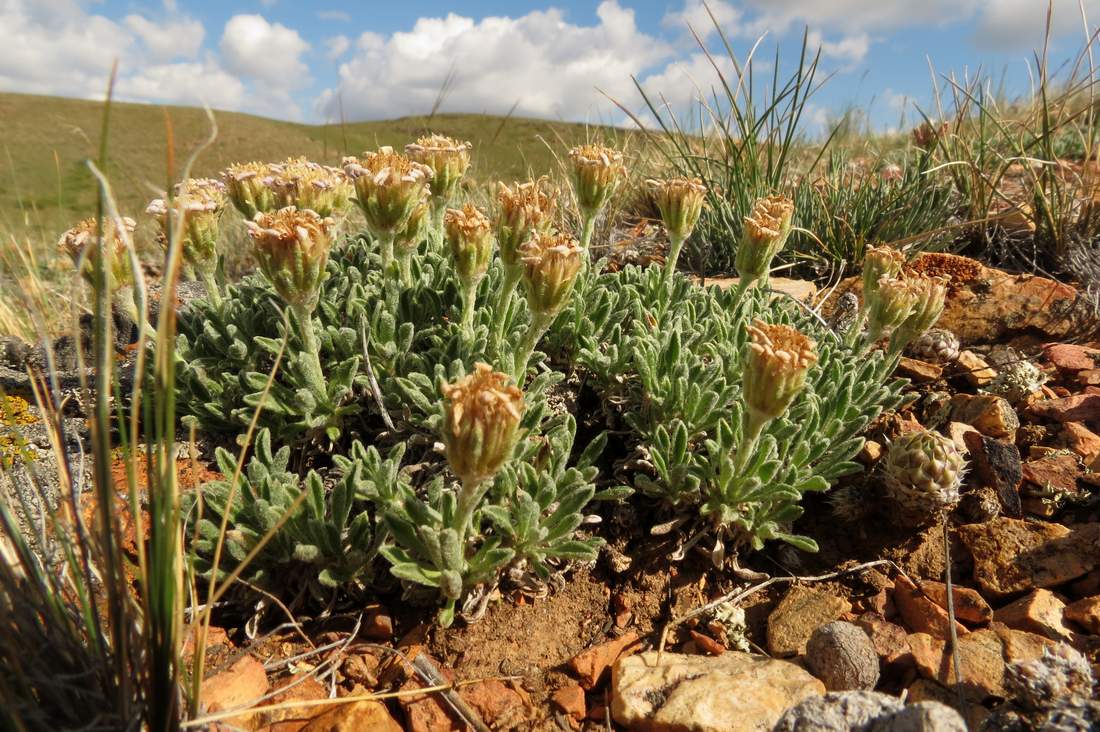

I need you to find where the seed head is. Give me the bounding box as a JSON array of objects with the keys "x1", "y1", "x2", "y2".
[
  {"x1": 646, "y1": 177, "x2": 706, "y2": 244},
  {"x1": 146, "y1": 178, "x2": 227, "y2": 275},
  {"x1": 405, "y1": 135, "x2": 472, "y2": 204},
  {"x1": 246, "y1": 206, "x2": 334, "y2": 309},
  {"x1": 568, "y1": 144, "x2": 626, "y2": 222},
  {"x1": 444, "y1": 203, "x2": 494, "y2": 289},
  {"x1": 495, "y1": 178, "x2": 558, "y2": 268},
  {"x1": 520, "y1": 230, "x2": 584, "y2": 318},
  {"x1": 344, "y1": 147, "x2": 432, "y2": 237},
  {"x1": 743, "y1": 320, "x2": 818, "y2": 424},
  {"x1": 736, "y1": 195, "x2": 794, "y2": 283},
  {"x1": 223, "y1": 161, "x2": 278, "y2": 219},
  {"x1": 58, "y1": 216, "x2": 136, "y2": 290},
  {"x1": 441, "y1": 362, "x2": 525, "y2": 484},
  {"x1": 266, "y1": 157, "x2": 352, "y2": 217}
]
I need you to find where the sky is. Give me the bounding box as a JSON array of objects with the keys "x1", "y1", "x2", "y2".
[{"x1": 1, "y1": 0, "x2": 1097, "y2": 133}]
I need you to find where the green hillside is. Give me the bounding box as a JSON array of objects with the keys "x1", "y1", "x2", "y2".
[{"x1": 0, "y1": 92, "x2": 632, "y2": 241}]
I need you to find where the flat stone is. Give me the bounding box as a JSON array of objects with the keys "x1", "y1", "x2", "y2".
[
  {"x1": 870, "y1": 702, "x2": 967, "y2": 732},
  {"x1": 773, "y1": 691, "x2": 902, "y2": 732},
  {"x1": 569, "y1": 631, "x2": 642, "y2": 689},
  {"x1": 1022, "y1": 453, "x2": 1081, "y2": 496},
  {"x1": 767, "y1": 586, "x2": 852, "y2": 658},
  {"x1": 948, "y1": 422, "x2": 979, "y2": 455},
  {"x1": 992, "y1": 589, "x2": 1075, "y2": 641},
  {"x1": 908, "y1": 629, "x2": 1007, "y2": 701},
  {"x1": 261, "y1": 677, "x2": 328, "y2": 731},
  {"x1": 1044, "y1": 343, "x2": 1100, "y2": 373},
  {"x1": 894, "y1": 575, "x2": 969, "y2": 640},
  {"x1": 916, "y1": 579, "x2": 993, "y2": 625},
  {"x1": 299, "y1": 699, "x2": 403, "y2": 732},
  {"x1": 1078, "y1": 369, "x2": 1100, "y2": 386},
  {"x1": 1060, "y1": 422, "x2": 1100, "y2": 464},
  {"x1": 551, "y1": 683, "x2": 586, "y2": 721},
  {"x1": 962, "y1": 432, "x2": 1023, "y2": 517},
  {"x1": 612, "y1": 651, "x2": 824, "y2": 732},
  {"x1": 460, "y1": 679, "x2": 530, "y2": 730},
  {"x1": 956, "y1": 350, "x2": 997, "y2": 386},
  {"x1": 854, "y1": 612, "x2": 913, "y2": 670},
  {"x1": 898, "y1": 357, "x2": 943, "y2": 383},
  {"x1": 201, "y1": 655, "x2": 270, "y2": 730},
  {"x1": 1030, "y1": 394, "x2": 1100, "y2": 423},
  {"x1": 1064, "y1": 595, "x2": 1100, "y2": 634},
  {"x1": 957, "y1": 518, "x2": 1100, "y2": 599},
  {"x1": 950, "y1": 394, "x2": 1019, "y2": 439}
]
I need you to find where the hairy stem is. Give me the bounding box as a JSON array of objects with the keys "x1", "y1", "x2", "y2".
[
  {"x1": 291, "y1": 303, "x2": 327, "y2": 403},
  {"x1": 663, "y1": 234, "x2": 686, "y2": 286},
  {"x1": 513, "y1": 310, "x2": 553, "y2": 382},
  {"x1": 453, "y1": 477, "x2": 487, "y2": 549},
  {"x1": 199, "y1": 268, "x2": 222, "y2": 309},
  {"x1": 492, "y1": 265, "x2": 523, "y2": 356},
  {"x1": 398, "y1": 251, "x2": 413, "y2": 288},
  {"x1": 461, "y1": 278, "x2": 480, "y2": 338}
]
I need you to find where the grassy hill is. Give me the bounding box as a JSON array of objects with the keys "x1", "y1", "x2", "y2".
[{"x1": 0, "y1": 92, "x2": 634, "y2": 241}]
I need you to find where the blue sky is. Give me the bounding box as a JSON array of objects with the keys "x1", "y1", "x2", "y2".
[{"x1": 2, "y1": 1, "x2": 1097, "y2": 133}]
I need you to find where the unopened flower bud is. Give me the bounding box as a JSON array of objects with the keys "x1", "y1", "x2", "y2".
[
  {"x1": 646, "y1": 177, "x2": 706, "y2": 243},
  {"x1": 58, "y1": 216, "x2": 136, "y2": 290},
  {"x1": 405, "y1": 135, "x2": 472, "y2": 204},
  {"x1": 883, "y1": 429, "x2": 965, "y2": 526},
  {"x1": 495, "y1": 178, "x2": 557, "y2": 269},
  {"x1": 223, "y1": 162, "x2": 278, "y2": 219},
  {"x1": 344, "y1": 147, "x2": 432, "y2": 237},
  {"x1": 441, "y1": 362, "x2": 525, "y2": 485},
  {"x1": 395, "y1": 200, "x2": 430, "y2": 259},
  {"x1": 246, "y1": 207, "x2": 334, "y2": 309},
  {"x1": 890, "y1": 274, "x2": 948, "y2": 350},
  {"x1": 736, "y1": 195, "x2": 794, "y2": 283},
  {"x1": 866, "y1": 276, "x2": 918, "y2": 342},
  {"x1": 520, "y1": 231, "x2": 584, "y2": 318},
  {"x1": 861, "y1": 245, "x2": 905, "y2": 303},
  {"x1": 146, "y1": 178, "x2": 227, "y2": 275},
  {"x1": 743, "y1": 320, "x2": 817, "y2": 424},
  {"x1": 569, "y1": 144, "x2": 626, "y2": 222},
  {"x1": 444, "y1": 203, "x2": 494, "y2": 288}
]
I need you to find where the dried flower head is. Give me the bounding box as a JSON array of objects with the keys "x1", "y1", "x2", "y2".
[
  {"x1": 441, "y1": 362, "x2": 525, "y2": 484},
  {"x1": 866, "y1": 276, "x2": 919, "y2": 342},
  {"x1": 861, "y1": 245, "x2": 906, "y2": 303},
  {"x1": 736, "y1": 195, "x2": 794, "y2": 283},
  {"x1": 58, "y1": 216, "x2": 136, "y2": 289},
  {"x1": 405, "y1": 135, "x2": 472, "y2": 203},
  {"x1": 912, "y1": 120, "x2": 947, "y2": 150},
  {"x1": 246, "y1": 206, "x2": 334, "y2": 309},
  {"x1": 568, "y1": 144, "x2": 626, "y2": 221},
  {"x1": 646, "y1": 177, "x2": 706, "y2": 244},
  {"x1": 743, "y1": 320, "x2": 818, "y2": 423},
  {"x1": 495, "y1": 178, "x2": 558, "y2": 268},
  {"x1": 146, "y1": 178, "x2": 227, "y2": 275},
  {"x1": 223, "y1": 161, "x2": 278, "y2": 219},
  {"x1": 444, "y1": 203, "x2": 494, "y2": 288},
  {"x1": 343, "y1": 147, "x2": 432, "y2": 237},
  {"x1": 891, "y1": 273, "x2": 948, "y2": 350},
  {"x1": 267, "y1": 157, "x2": 352, "y2": 217},
  {"x1": 520, "y1": 230, "x2": 584, "y2": 317}
]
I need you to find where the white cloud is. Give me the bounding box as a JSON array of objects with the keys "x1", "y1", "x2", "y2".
[
  {"x1": 733, "y1": 0, "x2": 980, "y2": 37},
  {"x1": 807, "y1": 30, "x2": 871, "y2": 66},
  {"x1": 220, "y1": 14, "x2": 310, "y2": 86},
  {"x1": 325, "y1": 35, "x2": 351, "y2": 61},
  {"x1": 971, "y1": 0, "x2": 1100, "y2": 50},
  {"x1": 317, "y1": 2, "x2": 674, "y2": 122},
  {"x1": 318, "y1": 10, "x2": 351, "y2": 23},
  {"x1": 124, "y1": 14, "x2": 205, "y2": 62},
  {"x1": 118, "y1": 57, "x2": 246, "y2": 109},
  {"x1": 661, "y1": 0, "x2": 742, "y2": 40}
]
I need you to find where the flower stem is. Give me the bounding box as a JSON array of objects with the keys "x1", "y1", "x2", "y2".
[
  {"x1": 199, "y1": 268, "x2": 222, "y2": 309},
  {"x1": 292, "y1": 303, "x2": 327, "y2": 403},
  {"x1": 461, "y1": 279, "x2": 479, "y2": 337},
  {"x1": 453, "y1": 477, "x2": 487, "y2": 548},
  {"x1": 492, "y1": 265, "x2": 523, "y2": 355},
  {"x1": 379, "y1": 233, "x2": 395, "y2": 273},
  {"x1": 398, "y1": 252, "x2": 413, "y2": 287},
  {"x1": 734, "y1": 408, "x2": 767, "y2": 477},
  {"x1": 430, "y1": 198, "x2": 447, "y2": 253},
  {"x1": 663, "y1": 234, "x2": 685, "y2": 286},
  {"x1": 514, "y1": 311, "x2": 552, "y2": 382}
]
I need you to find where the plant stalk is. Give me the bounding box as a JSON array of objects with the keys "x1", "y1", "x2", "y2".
[
  {"x1": 492, "y1": 265, "x2": 523, "y2": 355},
  {"x1": 454, "y1": 477, "x2": 487, "y2": 549},
  {"x1": 291, "y1": 303, "x2": 327, "y2": 403},
  {"x1": 663, "y1": 233, "x2": 686, "y2": 285},
  {"x1": 513, "y1": 310, "x2": 553, "y2": 382}
]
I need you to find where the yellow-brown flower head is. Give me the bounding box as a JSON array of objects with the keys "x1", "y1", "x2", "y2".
[
  {"x1": 58, "y1": 216, "x2": 136, "y2": 289},
  {"x1": 146, "y1": 178, "x2": 227, "y2": 275},
  {"x1": 405, "y1": 135, "x2": 472, "y2": 204},
  {"x1": 743, "y1": 320, "x2": 818, "y2": 423},
  {"x1": 395, "y1": 200, "x2": 430, "y2": 258},
  {"x1": 568, "y1": 144, "x2": 626, "y2": 221},
  {"x1": 267, "y1": 157, "x2": 352, "y2": 217},
  {"x1": 223, "y1": 161, "x2": 278, "y2": 219},
  {"x1": 444, "y1": 203, "x2": 494, "y2": 288},
  {"x1": 495, "y1": 178, "x2": 558, "y2": 268},
  {"x1": 520, "y1": 230, "x2": 584, "y2": 318},
  {"x1": 892, "y1": 273, "x2": 949, "y2": 349},
  {"x1": 861, "y1": 245, "x2": 905, "y2": 303},
  {"x1": 441, "y1": 362, "x2": 525, "y2": 484},
  {"x1": 866, "y1": 276, "x2": 919, "y2": 341},
  {"x1": 645, "y1": 177, "x2": 706, "y2": 243},
  {"x1": 736, "y1": 194, "x2": 794, "y2": 282},
  {"x1": 912, "y1": 121, "x2": 947, "y2": 150},
  {"x1": 344, "y1": 147, "x2": 432, "y2": 237},
  {"x1": 246, "y1": 206, "x2": 334, "y2": 309}
]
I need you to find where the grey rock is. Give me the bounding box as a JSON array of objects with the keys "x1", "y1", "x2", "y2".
[
  {"x1": 870, "y1": 702, "x2": 967, "y2": 732},
  {"x1": 773, "y1": 691, "x2": 903, "y2": 732},
  {"x1": 805, "y1": 621, "x2": 880, "y2": 691}
]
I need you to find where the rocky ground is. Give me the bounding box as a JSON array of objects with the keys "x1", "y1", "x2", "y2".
[{"x1": 3, "y1": 253, "x2": 1100, "y2": 731}]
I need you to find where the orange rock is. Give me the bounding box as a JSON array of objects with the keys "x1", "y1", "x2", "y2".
[
  {"x1": 956, "y1": 350, "x2": 996, "y2": 386},
  {"x1": 1065, "y1": 595, "x2": 1100, "y2": 634},
  {"x1": 1022, "y1": 453, "x2": 1081, "y2": 496},
  {"x1": 854, "y1": 612, "x2": 912, "y2": 670},
  {"x1": 916, "y1": 580, "x2": 993, "y2": 625},
  {"x1": 992, "y1": 589, "x2": 1074, "y2": 641},
  {"x1": 1030, "y1": 394, "x2": 1100, "y2": 423},
  {"x1": 568, "y1": 631, "x2": 642, "y2": 689},
  {"x1": 766, "y1": 586, "x2": 852, "y2": 658},
  {"x1": 551, "y1": 683, "x2": 587, "y2": 721},
  {"x1": 1061, "y1": 422, "x2": 1100, "y2": 465},
  {"x1": 298, "y1": 699, "x2": 402, "y2": 732},
  {"x1": 260, "y1": 677, "x2": 329, "y2": 732},
  {"x1": 1044, "y1": 343, "x2": 1100, "y2": 373},
  {"x1": 950, "y1": 393, "x2": 1019, "y2": 439},
  {"x1": 898, "y1": 357, "x2": 943, "y2": 383},
  {"x1": 894, "y1": 575, "x2": 969, "y2": 641},
  {"x1": 461, "y1": 679, "x2": 530, "y2": 730},
  {"x1": 201, "y1": 655, "x2": 270, "y2": 730},
  {"x1": 689, "y1": 630, "x2": 726, "y2": 656}
]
